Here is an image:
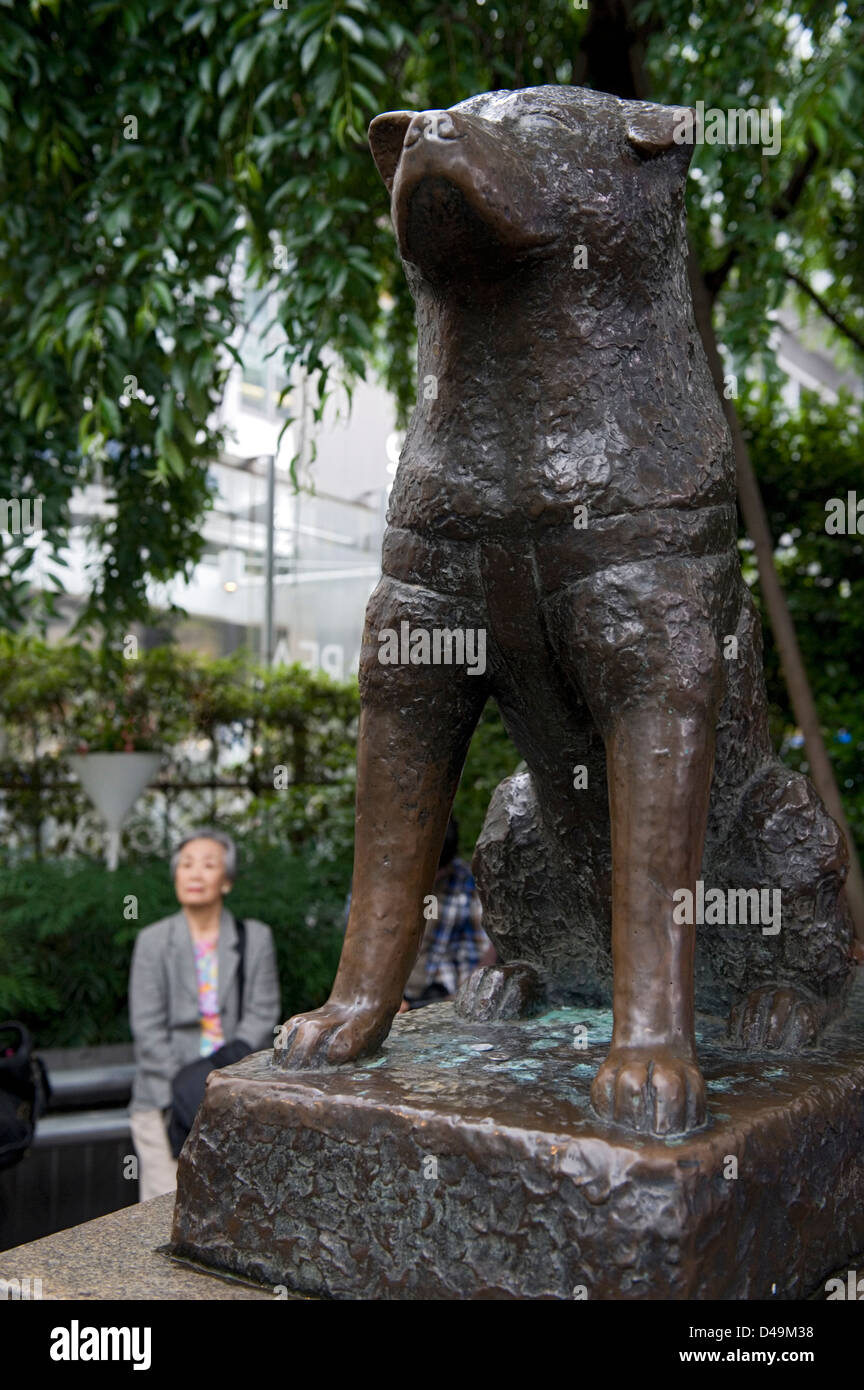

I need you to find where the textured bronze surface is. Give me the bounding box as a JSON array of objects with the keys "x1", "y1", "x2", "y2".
[
  {"x1": 271, "y1": 84, "x2": 853, "y2": 1139},
  {"x1": 172, "y1": 981, "x2": 864, "y2": 1300}
]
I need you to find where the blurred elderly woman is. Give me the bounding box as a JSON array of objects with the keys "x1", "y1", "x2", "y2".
[{"x1": 128, "y1": 829, "x2": 280, "y2": 1201}]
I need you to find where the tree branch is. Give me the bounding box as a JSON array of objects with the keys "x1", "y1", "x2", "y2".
[
  {"x1": 703, "y1": 143, "x2": 821, "y2": 301},
  {"x1": 785, "y1": 268, "x2": 864, "y2": 356}
]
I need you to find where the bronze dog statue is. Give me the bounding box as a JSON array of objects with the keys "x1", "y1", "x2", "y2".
[{"x1": 275, "y1": 85, "x2": 853, "y2": 1136}]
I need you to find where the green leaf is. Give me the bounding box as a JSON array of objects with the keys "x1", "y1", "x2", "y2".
[
  {"x1": 351, "y1": 81, "x2": 377, "y2": 113},
  {"x1": 182, "y1": 9, "x2": 207, "y2": 34},
  {"x1": 160, "y1": 388, "x2": 174, "y2": 435},
  {"x1": 363, "y1": 24, "x2": 391, "y2": 50},
  {"x1": 99, "y1": 394, "x2": 122, "y2": 437},
  {"x1": 162, "y1": 438, "x2": 185, "y2": 476},
  {"x1": 65, "y1": 301, "x2": 93, "y2": 346},
  {"x1": 233, "y1": 39, "x2": 260, "y2": 89},
  {"x1": 184, "y1": 94, "x2": 204, "y2": 136},
  {"x1": 300, "y1": 31, "x2": 323, "y2": 74},
  {"x1": 217, "y1": 65, "x2": 234, "y2": 99},
  {"x1": 139, "y1": 84, "x2": 161, "y2": 117},
  {"x1": 135, "y1": 299, "x2": 155, "y2": 333},
  {"x1": 175, "y1": 410, "x2": 198, "y2": 444},
  {"x1": 335, "y1": 14, "x2": 364, "y2": 44},
  {"x1": 218, "y1": 97, "x2": 241, "y2": 141},
  {"x1": 20, "y1": 381, "x2": 43, "y2": 421},
  {"x1": 21, "y1": 98, "x2": 40, "y2": 131},
  {"x1": 310, "y1": 65, "x2": 340, "y2": 107},
  {"x1": 255, "y1": 80, "x2": 282, "y2": 111},
  {"x1": 344, "y1": 310, "x2": 374, "y2": 348},
  {"x1": 195, "y1": 198, "x2": 221, "y2": 228},
  {"x1": 341, "y1": 345, "x2": 367, "y2": 375},
  {"x1": 71, "y1": 343, "x2": 90, "y2": 381},
  {"x1": 122, "y1": 247, "x2": 149, "y2": 277},
  {"x1": 150, "y1": 280, "x2": 173, "y2": 315},
  {"x1": 102, "y1": 305, "x2": 126, "y2": 341},
  {"x1": 349, "y1": 52, "x2": 387, "y2": 85},
  {"x1": 810, "y1": 118, "x2": 829, "y2": 155}
]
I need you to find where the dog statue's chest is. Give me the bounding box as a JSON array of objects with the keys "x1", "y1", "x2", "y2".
[{"x1": 389, "y1": 403, "x2": 734, "y2": 535}]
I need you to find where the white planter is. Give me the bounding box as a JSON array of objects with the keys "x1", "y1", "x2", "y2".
[{"x1": 68, "y1": 751, "x2": 162, "y2": 870}]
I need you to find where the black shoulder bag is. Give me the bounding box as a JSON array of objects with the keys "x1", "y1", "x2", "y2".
[
  {"x1": 0, "y1": 1021, "x2": 51, "y2": 1171},
  {"x1": 167, "y1": 918, "x2": 252, "y2": 1159}
]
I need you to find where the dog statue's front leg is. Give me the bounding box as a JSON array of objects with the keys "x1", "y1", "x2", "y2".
[
  {"x1": 274, "y1": 576, "x2": 488, "y2": 1070},
  {"x1": 275, "y1": 705, "x2": 460, "y2": 1068},
  {"x1": 590, "y1": 706, "x2": 715, "y2": 1135}
]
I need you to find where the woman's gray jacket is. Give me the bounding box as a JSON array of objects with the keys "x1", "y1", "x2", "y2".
[{"x1": 129, "y1": 908, "x2": 280, "y2": 1111}]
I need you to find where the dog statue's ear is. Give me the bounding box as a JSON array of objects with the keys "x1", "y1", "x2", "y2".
[
  {"x1": 624, "y1": 100, "x2": 696, "y2": 173},
  {"x1": 368, "y1": 111, "x2": 414, "y2": 192}
]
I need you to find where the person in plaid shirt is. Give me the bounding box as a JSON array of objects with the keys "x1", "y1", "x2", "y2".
[{"x1": 401, "y1": 818, "x2": 496, "y2": 1009}]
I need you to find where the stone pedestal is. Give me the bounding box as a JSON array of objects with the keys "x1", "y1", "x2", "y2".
[
  {"x1": 0, "y1": 1194, "x2": 282, "y2": 1299},
  {"x1": 171, "y1": 981, "x2": 864, "y2": 1300}
]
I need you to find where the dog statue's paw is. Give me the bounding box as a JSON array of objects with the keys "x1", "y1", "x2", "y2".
[
  {"x1": 728, "y1": 985, "x2": 822, "y2": 1051},
  {"x1": 590, "y1": 1046, "x2": 707, "y2": 1136},
  {"x1": 273, "y1": 1000, "x2": 394, "y2": 1070}
]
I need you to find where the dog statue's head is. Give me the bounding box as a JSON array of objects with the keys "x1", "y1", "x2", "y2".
[{"x1": 369, "y1": 85, "x2": 695, "y2": 289}]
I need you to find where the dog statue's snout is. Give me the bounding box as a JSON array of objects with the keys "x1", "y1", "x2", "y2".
[{"x1": 403, "y1": 109, "x2": 463, "y2": 148}]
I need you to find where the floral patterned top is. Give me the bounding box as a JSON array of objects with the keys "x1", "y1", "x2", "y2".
[{"x1": 193, "y1": 939, "x2": 224, "y2": 1057}]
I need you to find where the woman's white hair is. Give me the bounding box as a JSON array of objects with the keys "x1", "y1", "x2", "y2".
[{"x1": 171, "y1": 828, "x2": 237, "y2": 882}]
